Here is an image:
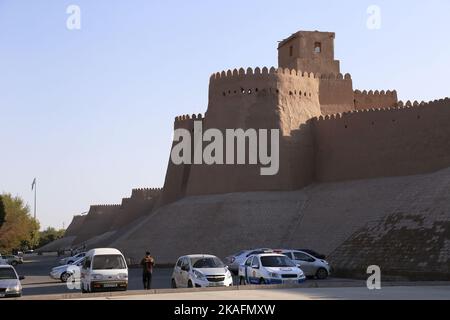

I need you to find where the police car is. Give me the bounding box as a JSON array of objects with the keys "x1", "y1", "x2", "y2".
[{"x1": 238, "y1": 253, "x2": 306, "y2": 285}]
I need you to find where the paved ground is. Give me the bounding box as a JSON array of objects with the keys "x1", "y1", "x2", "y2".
[{"x1": 78, "y1": 286, "x2": 450, "y2": 300}]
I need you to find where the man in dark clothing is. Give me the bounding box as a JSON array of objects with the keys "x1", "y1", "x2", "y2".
[{"x1": 140, "y1": 251, "x2": 155, "y2": 290}]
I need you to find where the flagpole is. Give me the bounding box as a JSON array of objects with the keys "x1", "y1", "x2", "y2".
[{"x1": 34, "y1": 179, "x2": 37, "y2": 220}]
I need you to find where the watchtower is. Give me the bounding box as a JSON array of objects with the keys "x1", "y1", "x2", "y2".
[{"x1": 278, "y1": 30, "x2": 340, "y2": 75}]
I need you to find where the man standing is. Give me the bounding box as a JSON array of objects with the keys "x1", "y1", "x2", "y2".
[{"x1": 140, "y1": 251, "x2": 155, "y2": 290}]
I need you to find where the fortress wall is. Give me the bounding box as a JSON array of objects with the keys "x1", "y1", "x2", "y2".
[
  {"x1": 64, "y1": 215, "x2": 87, "y2": 237},
  {"x1": 354, "y1": 89, "x2": 398, "y2": 110},
  {"x1": 110, "y1": 188, "x2": 162, "y2": 229},
  {"x1": 73, "y1": 204, "x2": 121, "y2": 245},
  {"x1": 314, "y1": 98, "x2": 450, "y2": 182},
  {"x1": 318, "y1": 73, "x2": 355, "y2": 115},
  {"x1": 160, "y1": 116, "x2": 202, "y2": 205},
  {"x1": 183, "y1": 67, "x2": 322, "y2": 196}
]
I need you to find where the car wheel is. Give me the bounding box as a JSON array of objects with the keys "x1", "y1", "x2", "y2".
[
  {"x1": 239, "y1": 277, "x2": 246, "y2": 285},
  {"x1": 259, "y1": 278, "x2": 266, "y2": 285},
  {"x1": 11, "y1": 261, "x2": 18, "y2": 266},
  {"x1": 316, "y1": 268, "x2": 328, "y2": 280},
  {"x1": 188, "y1": 280, "x2": 193, "y2": 288},
  {"x1": 60, "y1": 272, "x2": 71, "y2": 283},
  {"x1": 171, "y1": 279, "x2": 177, "y2": 288}
]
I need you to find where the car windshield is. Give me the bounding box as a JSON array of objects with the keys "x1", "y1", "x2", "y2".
[
  {"x1": 92, "y1": 255, "x2": 126, "y2": 270},
  {"x1": 191, "y1": 257, "x2": 225, "y2": 269},
  {"x1": 0, "y1": 268, "x2": 17, "y2": 280},
  {"x1": 260, "y1": 256, "x2": 296, "y2": 268}
]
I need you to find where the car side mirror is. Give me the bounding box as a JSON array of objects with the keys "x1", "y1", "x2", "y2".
[{"x1": 19, "y1": 276, "x2": 25, "y2": 280}]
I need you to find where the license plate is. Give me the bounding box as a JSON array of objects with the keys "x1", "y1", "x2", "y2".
[
  {"x1": 209, "y1": 282, "x2": 223, "y2": 287},
  {"x1": 103, "y1": 283, "x2": 118, "y2": 288}
]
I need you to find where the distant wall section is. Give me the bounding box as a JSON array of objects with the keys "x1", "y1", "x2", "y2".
[{"x1": 314, "y1": 98, "x2": 450, "y2": 182}]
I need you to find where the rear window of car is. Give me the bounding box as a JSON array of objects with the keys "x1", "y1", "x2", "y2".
[
  {"x1": 92, "y1": 255, "x2": 126, "y2": 270},
  {"x1": 0, "y1": 268, "x2": 17, "y2": 280}
]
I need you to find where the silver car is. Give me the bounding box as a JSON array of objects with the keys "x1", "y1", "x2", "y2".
[
  {"x1": 50, "y1": 257, "x2": 85, "y2": 282},
  {"x1": 280, "y1": 250, "x2": 332, "y2": 279},
  {"x1": 0, "y1": 265, "x2": 24, "y2": 298},
  {"x1": 1, "y1": 255, "x2": 23, "y2": 266},
  {"x1": 224, "y1": 248, "x2": 273, "y2": 274}
]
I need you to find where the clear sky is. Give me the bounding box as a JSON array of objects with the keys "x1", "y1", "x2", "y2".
[{"x1": 1, "y1": 0, "x2": 449, "y2": 230}]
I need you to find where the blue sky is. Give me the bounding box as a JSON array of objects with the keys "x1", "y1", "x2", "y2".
[{"x1": 1, "y1": 0, "x2": 449, "y2": 230}]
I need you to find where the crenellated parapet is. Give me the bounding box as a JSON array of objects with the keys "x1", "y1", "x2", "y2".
[
  {"x1": 354, "y1": 89, "x2": 398, "y2": 110},
  {"x1": 131, "y1": 187, "x2": 163, "y2": 200},
  {"x1": 314, "y1": 97, "x2": 450, "y2": 123},
  {"x1": 208, "y1": 67, "x2": 324, "y2": 102},
  {"x1": 174, "y1": 113, "x2": 204, "y2": 130}
]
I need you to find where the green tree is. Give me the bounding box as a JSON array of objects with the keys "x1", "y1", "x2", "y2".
[
  {"x1": 0, "y1": 195, "x2": 5, "y2": 229},
  {"x1": 0, "y1": 193, "x2": 40, "y2": 254},
  {"x1": 38, "y1": 227, "x2": 66, "y2": 248}
]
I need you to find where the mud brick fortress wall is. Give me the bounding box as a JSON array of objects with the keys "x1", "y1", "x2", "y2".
[
  {"x1": 59, "y1": 30, "x2": 450, "y2": 279},
  {"x1": 70, "y1": 188, "x2": 162, "y2": 245},
  {"x1": 314, "y1": 99, "x2": 450, "y2": 183},
  {"x1": 160, "y1": 30, "x2": 450, "y2": 204}
]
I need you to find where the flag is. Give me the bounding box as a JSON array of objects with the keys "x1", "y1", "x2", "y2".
[{"x1": 32, "y1": 178, "x2": 36, "y2": 191}]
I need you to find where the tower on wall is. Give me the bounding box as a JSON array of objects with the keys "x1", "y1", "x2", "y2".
[{"x1": 278, "y1": 30, "x2": 340, "y2": 75}]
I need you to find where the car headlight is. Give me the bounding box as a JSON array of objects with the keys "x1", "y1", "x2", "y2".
[
  {"x1": 269, "y1": 272, "x2": 281, "y2": 278},
  {"x1": 92, "y1": 274, "x2": 103, "y2": 280},
  {"x1": 193, "y1": 270, "x2": 206, "y2": 280},
  {"x1": 6, "y1": 285, "x2": 20, "y2": 293},
  {"x1": 118, "y1": 273, "x2": 128, "y2": 280}
]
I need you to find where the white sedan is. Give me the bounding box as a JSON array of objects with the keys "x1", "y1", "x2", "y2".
[
  {"x1": 238, "y1": 253, "x2": 306, "y2": 285},
  {"x1": 51, "y1": 257, "x2": 84, "y2": 282},
  {"x1": 171, "y1": 255, "x2": 233, "y2": 288}
]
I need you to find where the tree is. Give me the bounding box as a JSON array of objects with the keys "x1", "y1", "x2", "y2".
[
  {"x1": 0, "y1": 193, "x2": 40, "y2": 254},
  {"x1": 38, "y1": 227, "x2": 66, "y2": 248},
  {"x1": 0, "y1": 195, "x2": 5, "y2": 229}
]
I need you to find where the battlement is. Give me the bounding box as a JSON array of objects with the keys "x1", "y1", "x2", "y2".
[
  {"x1": 354, "y1": 89, "x2": 397, "y2": 96},
  {"x1": 174, "y1": 113, "x2": 204, "y2": 123},
  {"x1": 314, "y1": 97, "x2": 450, "y2": 122},
  {"x1": 208, "y1": 67, "x2": 347, "y2": 105},
  {"x1": 354, "y1": 89, "x2": 398, "y2": 110},
  {"x1": 131, "y1": 188, "x2": 163, "y2": 200},
  {"x1": 210, "y1": 67, "x2": 320, "y2": 83}
]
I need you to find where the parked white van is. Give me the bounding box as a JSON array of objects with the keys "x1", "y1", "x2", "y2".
[{"x1": 80, "y1": 248, "x2": 128, "y2": 293}]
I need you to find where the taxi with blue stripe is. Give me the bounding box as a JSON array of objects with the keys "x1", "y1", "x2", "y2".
[{"x1": 238, "y1": 253, "x2": 306, "y2": 285}]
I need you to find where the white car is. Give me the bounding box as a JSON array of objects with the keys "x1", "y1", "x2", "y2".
[
  {"x1": 50, "y1": 257, "x2": 85, "y2": 282},
  {"x1": 280, "y1": 250, "x2": 331, "y2": 279},
  {"x1": 0, "y1": 265, "x2": 25, "y2": 298},
  {"x1": 171, "y1": 254, "x2": 233, "y2": 288},
  {"x1": 80, "y1": 248, "x2": 128, "y2": 293},
  {"x1": 224, "y1": 248, "x2": 273, "y2": 274},
  {"x1": 0, "y1": 257, "x2": 8, "y2": 265},
  {"x1": 59, "y1": 252, "x2": 86, "y2": 265},
  {"x1": 238, "y1": 253, "x2": 306, "y2": 285}
]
